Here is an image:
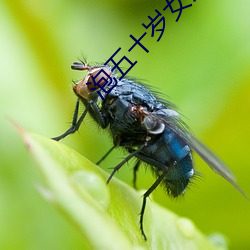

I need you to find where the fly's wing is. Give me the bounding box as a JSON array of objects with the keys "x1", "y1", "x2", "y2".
[
  {"x1": 151, "y1": 110, "x2": 247, "y2": 198},
  {"x1": 182, "y1": 132, "x2": 248, "y2": 198}
]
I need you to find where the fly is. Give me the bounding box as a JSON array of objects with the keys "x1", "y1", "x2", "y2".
[{"x1": 52, "y1": 61, "x2": 247, "y2": 240}]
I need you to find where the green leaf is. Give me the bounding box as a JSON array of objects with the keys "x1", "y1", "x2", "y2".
[{"x1": 19, "y1": 128, "x2": 226, "y2": 250}]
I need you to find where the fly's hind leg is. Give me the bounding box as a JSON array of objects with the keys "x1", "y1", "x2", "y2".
[
  {"x1": 140, "y1": 172, "x2": 166, "y2": 240},
  {"x1": 133, "y1": 160, "x2": 141, "y2": 189}
]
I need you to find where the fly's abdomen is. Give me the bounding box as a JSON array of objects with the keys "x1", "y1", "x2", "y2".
[
  {"x1": 164, "y1": 153, "x2": 193, "y2": 197},
  {"x1": 137, "y1": 128, "x2": 194, "y2": 197},
  {"x1": 163, "y1": 129, "x2": 194, "y2": 197}
]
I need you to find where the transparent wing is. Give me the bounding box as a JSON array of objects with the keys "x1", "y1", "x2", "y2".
[
  {"x1": 149, "y1": 110, "x2": 247, "y2": 198},
  {"x1": 169, "y1": 121, "x2": 247, "y2": 198}
]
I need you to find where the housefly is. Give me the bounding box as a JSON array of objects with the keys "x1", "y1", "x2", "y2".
[{"x1": 52, "y1": 61, "x2": 246, "y2": 240}]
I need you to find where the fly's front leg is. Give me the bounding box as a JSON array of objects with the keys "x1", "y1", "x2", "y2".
[
  {"x1": 52, "y1": 99, "x2": 108, "y2": 141},
  {"x1": 52, "y1": 99, "x2": 89, "y2": 141},
  {"x1": 88, "y1": 100, "x2": 107, "y2": 129}
]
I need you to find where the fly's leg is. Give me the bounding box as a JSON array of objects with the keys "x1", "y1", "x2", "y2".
[
  {"x1": 52, "y1": 99, "x2": 107, "y2": 141},
  {"x1": 88, "y1": 100, "x2": 107, "y2": 129},
  {"x1": 96, "y1": 145, "x2": 116, "y2": 165},
  {"x1": 133, "y1": 160, "x2": 141, "y2": 189},
  {"x1": 140, "y1": 172, "x2": 166, "y2": 240},
  {"x1": 107, "y1": 143, "x2": 146, "y2": 184},
  {"x1": 52, "y1": 99, "x2": 88, "y2": 141}
]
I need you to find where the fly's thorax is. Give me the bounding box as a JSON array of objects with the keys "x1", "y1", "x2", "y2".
[
  {"x1": 129, "y1": 106, "x2": 166, "y2": 135},
  {"x1": 72, "y1": 61, "x2": 112, "y2": 100},
  {"x1": 142, "y1": 116, "x2": 165, "y2": 134}
]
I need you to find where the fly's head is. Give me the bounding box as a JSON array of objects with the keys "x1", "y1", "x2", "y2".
[{"x1": 71, "y1": 61, "x2": 112, "y2": 100}]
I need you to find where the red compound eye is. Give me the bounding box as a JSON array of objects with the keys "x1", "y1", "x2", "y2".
[
  {"x1": 72, "y1": 62, "x2": 112, "y2": 99},
  {"x1": 85, "y1": 67, "x2": 111, "y2": 91}
]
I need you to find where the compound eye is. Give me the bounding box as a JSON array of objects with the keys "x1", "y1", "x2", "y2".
[
  {"x1": 142, "y1": 116, "x2": 165, "y2": 134},
  {"x1": 73, "y1": 65, "x2": 112, "y2": 100},
  {"x1": 86, "y1": 67, "x2": 111, "y2": 91}
]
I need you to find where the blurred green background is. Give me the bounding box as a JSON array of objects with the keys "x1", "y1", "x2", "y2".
[{"x1": 0, "y1": 0, "x2": 249, "y2": 249}]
